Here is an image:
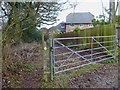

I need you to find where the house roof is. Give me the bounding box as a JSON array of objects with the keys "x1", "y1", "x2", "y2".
[
  {"x1": 49, "y1": 22, "x2": 66, "y2": 32},
  {"x1": 66, "y1": 12, "x2": 94, "y2": 24},
  {"x1": 56, "y1": 22, "x2": 66, "y2": 32}
]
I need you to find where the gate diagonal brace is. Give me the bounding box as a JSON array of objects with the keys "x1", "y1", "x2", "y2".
[
  {"x1": 92, "y1": 37, "x2": 114, "y2": 57},
  {"x1": 54, "y1": 40, "x2": 90, "y2": 63},
  {"x1": 54, "y1": 49, "x2": 69, "y2": 65},
  {"x1": 55, "y1": 46, "x2": 75, "y2": 61},
  {"x1": 55, "y1": 48, "x2": 75, "y2": 61},
  {"x1": 67, "y1": 52, "x2": 75, "y2": 61}
]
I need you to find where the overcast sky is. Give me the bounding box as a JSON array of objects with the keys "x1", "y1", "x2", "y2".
[{"x1": 42, "y1": 0, "x2": 119, "y2": 29}]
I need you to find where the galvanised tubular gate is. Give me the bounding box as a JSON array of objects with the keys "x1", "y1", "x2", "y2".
[{"x1": 50, "y1": 35, "x2": 116, "y2": 80}]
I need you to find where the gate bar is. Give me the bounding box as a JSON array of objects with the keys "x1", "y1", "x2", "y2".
[
  {"x1": 54, "y1": 35, "x2": 115, "y2": 40},
  {"x1": 55, "y1": 54, "x2": 113, "y2": 69},
  {"x1": 54, "y1": 46, "x2": 113, "y2": 57},
  {"x1": 54, "y1": 57, "x2": 113, "y2": 74},
  {"x1": 92, "y1": 37, "x2": 113, "y2": 56},
  {"x1": 54, "y1": 40, "x2": 114, "y2": 49},
  {"x1": 54, "y1": 50, "x2": 114, "y2": 63}
]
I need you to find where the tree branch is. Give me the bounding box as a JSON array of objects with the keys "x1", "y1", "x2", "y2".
[{"x1": 115, "y1": 0, "x2": 119, "y2": 15}]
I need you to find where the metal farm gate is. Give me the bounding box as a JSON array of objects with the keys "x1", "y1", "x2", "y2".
[{"x1": 50, "y1": 35, "x2": 116, "y2": 80}]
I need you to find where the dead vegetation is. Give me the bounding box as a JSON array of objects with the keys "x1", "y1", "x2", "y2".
[{"x1": 2, "y1": 42, "x2": 43, "y2": 88}]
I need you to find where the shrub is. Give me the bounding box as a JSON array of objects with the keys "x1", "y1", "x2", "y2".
[
  {"x1": 21, "y1": 29, "x2": 41, "y2": 43},
  {"x1": 74, "y1": 27, "x2": 81, "y2": 32}
]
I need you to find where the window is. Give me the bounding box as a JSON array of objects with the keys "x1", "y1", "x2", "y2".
[
  {"x1": 70, "y1": 23, "x2": 74, "y2": 26},
  {"x1": 88, "y1": 24, "x2": 93, "y2": 27},
  {"x1": 61, "y1": 25, "x2": 65, "y2": 28},
  {"x1": 80, "y1": 24, "x2": 83, "y2": 26}
]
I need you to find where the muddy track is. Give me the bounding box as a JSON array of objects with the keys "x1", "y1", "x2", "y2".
[
  {"x1": 68, "y1": 63, "x2": 118, "y2": 88},
  {"x1": 21, "y1": 67, "x2": 43, "y2": 88}
]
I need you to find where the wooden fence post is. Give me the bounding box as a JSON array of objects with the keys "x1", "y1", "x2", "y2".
[
  {"x1": 41, "y1": 31, "x2": 48, "y2": 82},
  {"x1": 42, "y1": 31, "x2": 44, "y2": 50},
  {"x1": 116, "y1": 26, "x2": 120, "y2": 47},
  {"x1": 0, "y1": 31, "x2": 2, "y2": 90},
  {"x1": 113, "y1": 25, "x2": 119, "y2": 60}
]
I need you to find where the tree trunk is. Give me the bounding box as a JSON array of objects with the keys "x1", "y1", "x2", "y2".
[{"x1": 110, "y1": 0, "x2": 115, "y2": 24}]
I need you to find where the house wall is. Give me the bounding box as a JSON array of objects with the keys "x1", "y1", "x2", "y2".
[{"x1": 66, "y1": 23, "x2": 93, "y2": 32}]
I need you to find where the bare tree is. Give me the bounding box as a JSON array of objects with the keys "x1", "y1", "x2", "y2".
[
  {"x1": 109, "y1": 0, "x2": 118, "y2": 24},
  {"x1": 0, "y1": 1, "x2": 72, "y2": 45}
]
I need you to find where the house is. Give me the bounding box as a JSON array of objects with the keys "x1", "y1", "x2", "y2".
[
  {"x1": 49, "y1": 12, "x2": 94, "y2": 33},
  {"x1": 56, "y1": 22, "x2": 66, "y2": 32},
  {"x1": 66, "y1": 12, "x2": 94, "y2": 32},
  {"x1": 49, "y1": 22, "x2": 66, "y2": 34}
]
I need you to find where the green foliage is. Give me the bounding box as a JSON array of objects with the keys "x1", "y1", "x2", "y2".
[
  {"x1": 92, "y1": 18, "x2": 106, "y2": 27},
  {"x1": 92, "y1": 15, "x2": 110, "y2": 27},
  {"x1": 102, "y1": 59, "x2": 118, "y2": 64},
  {"x1": 6, "y1": 62, "x2": 34, "y2": 72},
  {"x1": 21, "y1": 29, "x2": 41, "y2": 43},
  {"x1": 74, "y1": 27, "x2": 81, "y2": 32},
  {"x1": 23, "y1": 63, "x2": 34, "y2": 72},
  {"x1": 115, "y1": 15, "x2": 120, "y2": 25},
  {"x1": 92, "y1": 18, "x2": 99, "y2": 27}
]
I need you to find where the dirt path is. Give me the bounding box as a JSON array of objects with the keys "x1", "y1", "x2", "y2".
[
  {"x1": 20, "y1": 44, "x2": 49, "y2": 88},
  {"x1": 68, "y1": 63, "x2": 118, "y2": 88},
  {"x1": 21, "y1": 67, "x2": 43, "y2": 88}
]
